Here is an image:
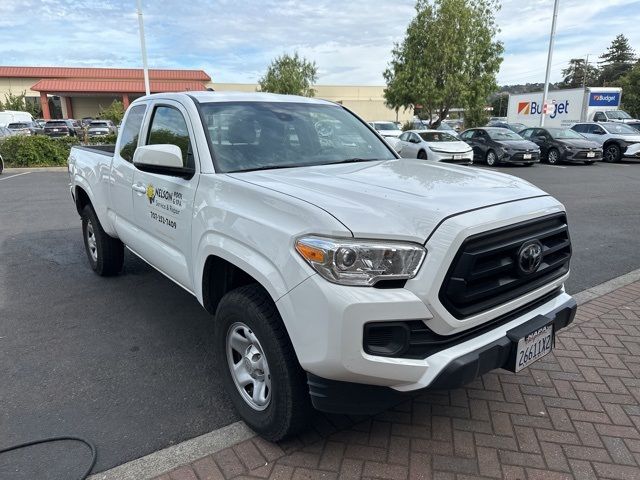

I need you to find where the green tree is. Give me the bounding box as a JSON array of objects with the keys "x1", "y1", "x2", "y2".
[
  {"x1": 1, "y1": 90, "x2": 27, "y2": 111},
  {"x1": 383, "y1": 0, "x2": 503, "y2": 128},
  {"x1": 599, "y1": 34, "x2": 636, "y2": 85},
  {"x1": 98, "y1": 100, "x2": 125, "y2": 124},
  {"x1": 258, "y1": 52, "x2": 318, "y2": 97},
  {"x1": 489, "y1": 92, "x2": 509, "y2": 118},
  {"x1": 559, "y1": 58, "x2": 600, "y2": 88},
  {"x1": 619, "y1": 63, "x2": 640, "y2": 118}
]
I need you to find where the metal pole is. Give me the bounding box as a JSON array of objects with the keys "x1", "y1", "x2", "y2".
[
  {"x1": 540, "y1": 0, "x2": 560, "y2": 127},
  {"x1": 582, "y1": 54, "x2": 589, "y2": 89},
  {"x1": 136, "y1": 0, "x2": 151, "y2": 96}
]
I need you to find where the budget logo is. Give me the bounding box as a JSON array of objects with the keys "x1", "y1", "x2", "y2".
[{"x1": 518, "y1": 102, "x2": 531, "y2": 115}]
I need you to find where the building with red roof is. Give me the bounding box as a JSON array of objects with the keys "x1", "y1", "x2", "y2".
[{"x1": 0, "y1": 66, "x2": 211, "y2": 119}]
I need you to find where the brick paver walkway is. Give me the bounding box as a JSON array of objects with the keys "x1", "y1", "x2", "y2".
[{"x1": 154, "y1": 281, "x2": 640, "y2": 480}]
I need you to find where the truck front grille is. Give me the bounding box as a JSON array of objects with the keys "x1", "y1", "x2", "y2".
[{"x1": 439, "y1": 213, "x2": 571, "y2": 319}]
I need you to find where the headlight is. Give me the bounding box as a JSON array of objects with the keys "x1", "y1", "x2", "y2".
[
  {"x1": 429, "y1": 146, "x2": 451, "y2": 154},
  {"x1": 295, "y1": 236, "x2": 426, "y2": 286}
]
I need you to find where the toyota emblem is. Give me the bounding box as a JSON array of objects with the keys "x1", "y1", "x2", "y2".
[{"x1": 518, "y1": 240, "x2": 543, "y2": 275}]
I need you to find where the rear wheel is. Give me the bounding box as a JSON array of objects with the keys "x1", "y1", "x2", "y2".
[
  {"x1": 547, "y1": 148, "x2": 560, "y2": 164},
  {"x1": 417, "y1": 150, "x2": 427, "y2": 160},
  {"x1": 604, "y1": 144, "x2": 621, "y2": 163},
  {"x1": 81, "y1": 204, "x2": 124, "y2": 276},
  {"x1": 486, "y1": 150, "x2": 497, "y2": 166},
  {"x1": 216, "y1": 284, "x2": 312, "y2": 441}
]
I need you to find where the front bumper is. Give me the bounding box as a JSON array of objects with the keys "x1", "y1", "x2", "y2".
[
  {"x1": 308, "y1": 295, "x2": 576, "y2": 414},
  {"x1": 431, "y1": 150, "x2": 474, "y2": 164},
  {"x1": 624, "y1": 143, "x2": 640, "y2": 158},
  {"x1": 499, "y1": 151, "x2": 540, "y2": 164},
  {"x1": 561, "y1": 149, "x2": 602, "y2": 163}
]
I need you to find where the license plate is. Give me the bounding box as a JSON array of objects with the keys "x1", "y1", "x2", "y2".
[
  {"x1": 523, "y1": 153, "x2": 532, "y2": 159},
  {"x1": 515, "y1": 324, "x2": 553, "y2": 372},
  {"x1": 587, "y1": 152, "x2": 596, "y2": 158},
  {"x1": 453, "y1": 154, "x2": 462, "y2": 160},
  {"x1": 53, "y1": 128, "x2": 59, "y2": 132}
]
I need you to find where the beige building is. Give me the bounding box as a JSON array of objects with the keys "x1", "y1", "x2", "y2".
[{"x1": 0, "y1": 66, "x2": 412, "y2": 122}]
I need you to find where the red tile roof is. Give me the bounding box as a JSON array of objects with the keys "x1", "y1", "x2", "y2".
[
  {"x1": 31, "y1": 79, "x2": 208, "y2": 93},
  {"x1": 0, "y1": 66, "x2": 210, "y2": 81}
]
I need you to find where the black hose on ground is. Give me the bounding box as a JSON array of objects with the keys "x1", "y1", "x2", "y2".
[{"x1": 0, "y1": 436, "x2": 96, "y2": 480}]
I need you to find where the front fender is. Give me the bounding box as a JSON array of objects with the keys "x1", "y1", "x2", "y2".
[{"x1": 193, "y1": 232, "x2": 303, "y2": 307}]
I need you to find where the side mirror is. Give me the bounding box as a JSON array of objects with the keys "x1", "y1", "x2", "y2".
[{"x1": 133, "y1": 144, "x2": 194, "y2": 178}]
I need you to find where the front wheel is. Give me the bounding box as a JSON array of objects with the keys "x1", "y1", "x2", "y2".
[
  {"x1": 81, "y1": 204, "x2": 124, "y2": 276},
  {"x1": 215, "y1": 284, "x2": 312, "y2": 441},
  {"x1": 604, "y1": 144, "x2": 621, "y2": 163},
  {"x1": 547, "y1": 148, "x2": 560, "y2": 164},
  {"x1": 417, "y1": 150, "x2": 427, "y2": 160},
  {"x1": 486, "y1": 150, "x2": 497, "y2": 166}
]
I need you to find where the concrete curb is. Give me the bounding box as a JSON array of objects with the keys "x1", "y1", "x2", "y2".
[
  {"x1": 88, "y1": 422, "x2": 255, "y2": 480},
  {"x1": 573, "y1": 268, "x2": 640, "y2": 305},
  {"x1": 87, "y1": 270, "x2": 640, "y2": 480}
]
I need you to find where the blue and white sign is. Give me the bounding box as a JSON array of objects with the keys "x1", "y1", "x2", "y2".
[{"x1": 588, "y1": 92, "x2": 621, "y2": 107}]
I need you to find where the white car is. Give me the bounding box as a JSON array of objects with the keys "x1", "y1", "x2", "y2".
[
  {"x1": 390, "y1": 129, "x2": 473, "y2": 164},
  {"x1": 369, "y1": 121, "x2": 402, "y2": 138},
  {"x1": 68, "y1": 91, "x2": 575, "y2": 440}
]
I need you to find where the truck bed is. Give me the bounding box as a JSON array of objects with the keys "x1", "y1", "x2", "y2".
[{"x1": 73, "y1": 144, "x2": 115, "y2": 156}]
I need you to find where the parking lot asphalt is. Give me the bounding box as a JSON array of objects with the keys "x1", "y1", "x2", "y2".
[{"x1": 0, "y1": 162, "x2": 639, "y2": 477}]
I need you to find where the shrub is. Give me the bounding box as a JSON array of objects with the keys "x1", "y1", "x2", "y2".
[{"x1": 0, "y1": 134, "x2": 118, "y2": 168}]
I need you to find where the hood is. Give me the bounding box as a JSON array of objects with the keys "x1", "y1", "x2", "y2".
[
  {"x1": 426, "y1": 141, "x2": 472, "y2": 153},
  {"x1": 228, "y1": 159, "x2": 547, "y2": 243},
  {"x1": 499, "y1": 140, "x2": 539, "y2": 151},
  {"x1": 557, "y1": 138, "x2": 600, "y2": 148},
  {"x1": 379, "y1": 130, "x2": 402, "y2": 137}
]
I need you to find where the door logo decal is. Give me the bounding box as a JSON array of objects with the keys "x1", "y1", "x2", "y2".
[{"x1": 146, "y1": 184, "x2": 156, "y2": 204}]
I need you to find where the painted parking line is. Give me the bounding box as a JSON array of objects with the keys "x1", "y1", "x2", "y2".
[
  {"x1": 545, "y1": 165, "x2": 567, "y2": 169},
  {"x1": 0, "y1": 172, "x2": 31, "y2": 181}
]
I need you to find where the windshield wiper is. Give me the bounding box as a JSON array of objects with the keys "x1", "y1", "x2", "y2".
[{"x1": 327, "y1": 157, "x2": 381, "y2": 165}]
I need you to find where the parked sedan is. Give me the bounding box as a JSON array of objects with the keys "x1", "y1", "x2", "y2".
[
  {"x1": 460, "y1": 127, "x2": 540, "y2": 166},
  {"x1": 520, "y1": 127, "x2": 602, "y2": 165},
  {"x1": 571, "y1": 122, "x2": 640, "y2": 162},
  {"x1": 87, "y1": 120, "x2": 117, "y2": 137},
  {"x1": 389, "y1": 130, "x2": 473, "y2": 164},
  {"x1": 369, "y1": 121, "x2": 403, "y2": 138},
  {"x1": 43, "y1": 119, "x2": 82, "y2": 137}
]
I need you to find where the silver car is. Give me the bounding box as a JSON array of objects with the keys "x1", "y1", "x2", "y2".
[
  {"x1": 389, "y1": 129, "x2": 473, "y2": 164},
  {"x1": 571, "y1": 122, "x2": 640, "y2": 162},
  {"x1": 87, "y1": 120, "x2": 118, "y2": 138}
]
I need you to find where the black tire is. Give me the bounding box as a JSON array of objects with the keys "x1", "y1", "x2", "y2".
[
  {"x1": 547, "y1": 148, "x2": 560, "y2": 164},
  {"x1": 604, "y1": 144, "x2": 621, "y2": 163},
  {"x1": 81, "y1": 204, "x2": 124, "y2": 276},
  {"x1": 417, "y1": 150, "x2": 427, "y2": 160},
  {"x1": 215, "y1": 284, "x2": 312, "y2": 441},
  {"x1": 486, "y1": 150, "x2": 497, "y2": 166}
]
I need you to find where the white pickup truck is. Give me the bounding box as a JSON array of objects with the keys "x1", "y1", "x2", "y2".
[{"x1": 68, "y1": 91, "x2": 576, "y2": 440}]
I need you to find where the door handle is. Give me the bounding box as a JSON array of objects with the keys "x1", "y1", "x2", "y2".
[{"x1": 132, "y1": 183, "x2": 147, "y2": 194}]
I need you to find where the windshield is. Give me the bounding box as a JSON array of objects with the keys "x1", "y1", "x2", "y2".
[
  {"x1": 605, "y1": 123, "x2": 639, "y2": 135},
  {"x1": 486, "y1": 129, "x2": 523, "y2": 140},
  {"x1": 606, "y1": 110, "x2": 631, "y2": 120},
  {"x1": 374, "y1": 122, "x2": 397, "y2": 131},
  {"x1": 418, "y1": 131, "x2": 458, "y2": 142},
  {"x1": 46, "y1": 121, "x2": 67, "y2": 126},
  {"x1": 200, "y1": 102, "x2": 396, "y2": 173},
  {"x1": 547, "y1": 128, "x2": 583, "y2": 139}
]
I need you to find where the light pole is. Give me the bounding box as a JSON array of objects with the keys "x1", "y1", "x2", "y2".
[
  {"x1": 136, "y1": 0, "x2": 151, "y2": 96},
  {"x1": 540, "y1": 0, "x2": 560, "y2": 127}
]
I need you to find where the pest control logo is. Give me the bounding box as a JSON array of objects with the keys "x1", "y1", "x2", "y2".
[
  {"x1": 518, "y1": 102, "x2": 531, "y2": 115},
  {"x1": 146, "y1": 184, "x2": 156, "y2": 204}
]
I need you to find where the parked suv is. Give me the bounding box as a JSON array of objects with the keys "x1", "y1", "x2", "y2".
[
  {"x1": 571, "y1": 122, "x2": 640, "y2": 162},
  {"x1": 43, "y1": 119, "x2": 82, "y2": 137},
  {"x1": 87, "y1": 120, "x2": 117, "y2": 138},
  {"x1": 7, "y1": 121, "x2": 39, "y2": 136},
  {"x1": 460, "y1": 127, "x2": 540, "y2": 166}
]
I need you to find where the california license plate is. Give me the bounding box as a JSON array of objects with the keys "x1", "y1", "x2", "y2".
[
  {"x1": 587, "y1": 152, "x2": 596, "y2": 158},
  {"x1": 523, "y1": 153, "x2": 532, "y2": 159},
  {"x1": 515, "y1": 324, "x2": 553, "y2": 372},
  {"x1": 453, "y1": 154, "x2": 462, "y2": 160}
]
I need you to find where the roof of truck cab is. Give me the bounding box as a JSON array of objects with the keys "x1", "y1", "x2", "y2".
[{"x1": 134, "y1": 91, "x2": 336, "y2": 105}]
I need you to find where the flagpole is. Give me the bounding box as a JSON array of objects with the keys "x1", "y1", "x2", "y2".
[
  {"x1": 136, "y1": 0, "x2": 151, "y2": 96},
  {"x1": 540, "y1": 0, "x2": 560, "y2": 126}
]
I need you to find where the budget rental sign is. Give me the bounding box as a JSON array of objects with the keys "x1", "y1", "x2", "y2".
[{"x1": 588, "y1": 92, "x2": 621, "y2": 107}]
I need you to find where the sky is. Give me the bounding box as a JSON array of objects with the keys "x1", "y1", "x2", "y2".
[{"x1": 1, "y1": 0, "x2": 639, "y2": 86}]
